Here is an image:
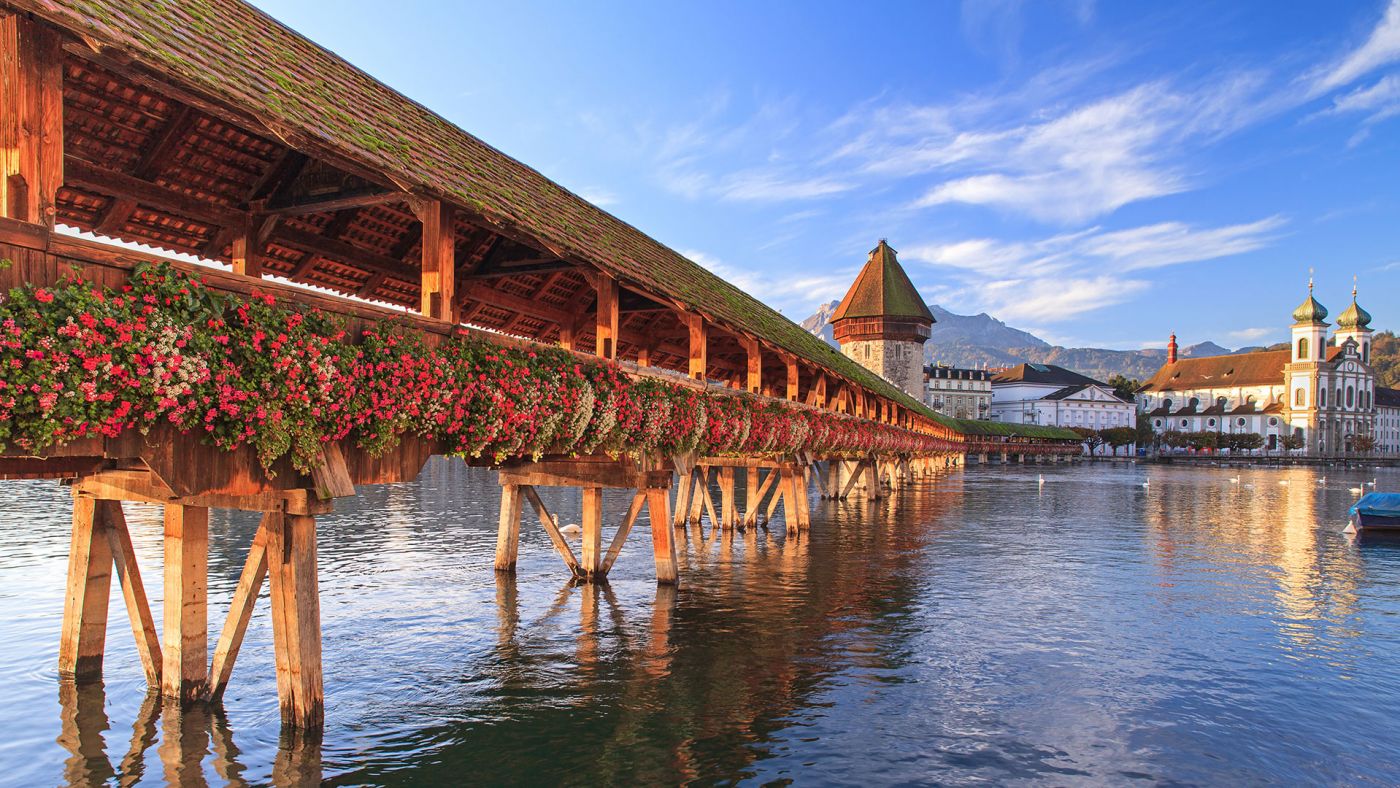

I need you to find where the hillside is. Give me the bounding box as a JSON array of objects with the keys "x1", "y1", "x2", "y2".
[{"x1": 803, "y1": 302, "x2": 1249, "y2": 382}]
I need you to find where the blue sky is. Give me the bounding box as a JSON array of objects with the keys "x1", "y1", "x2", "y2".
[{"x1": 252, "y1": 0, "x2": 1400, "y2": 350}]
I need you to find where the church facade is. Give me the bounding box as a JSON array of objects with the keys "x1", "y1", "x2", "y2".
[{"x1": 1138, "y1": 283, "x2": 1398, "y2": 455}]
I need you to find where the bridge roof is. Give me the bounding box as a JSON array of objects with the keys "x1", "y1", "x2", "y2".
[{"x1": 14, "y1": 0, "x2": 956, "y2": 420}]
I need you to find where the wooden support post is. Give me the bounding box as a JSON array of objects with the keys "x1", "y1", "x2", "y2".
[
  {"x1": 230, "y1": 215, "x2": 264, "y2": 277},
  {"x1": 267, "y1": 513, "x2": 324, "y2": 729},
  {"x1": 601, "y1": 491, "x2": 646, "y2": 575},
  {"x1": 672, "y1": 462, "x2": 693, "y2": 528},
  {"x1": 594, "y1": 274, "x2": 619, "y2": 360},
  {"x1": 686, "y1": 314, "x2": 707, "y2": 380},
  {"x1": 742, "y1": 337, "x2": 762, "y2": 394},
  {"x1": 636, "y1": 345, "x2": 651, "y2": 367},
  {"x1": 744, "y1": 468, "x2": 760, "y2": 527},
  {"x1": 814, "y1": 375, "x2": 827, "y2": 409},
  {"x1": 522, "y1": 485, "x2": 581, "y2": 574},
  {"x1": 648, "y1": 487, "x2": 678, "y2": 585},
  {"x1": 786, "y1": 356, "x2": 800, "y2": 402},
  {"x1": 59, "y1": 495, "x2": 113, "y2": 681},
  {"x1": 688, "y1": 467, "x2": 707, "y2": 526},
  {"x1": 104, "y1": 501, "x2": 162, "y2": 687},
  {"x1": 162, "y1": 505, "x2": 208, "y2": 704},
  {"x1": 580, "y1": 488, "x2": 604, "y2": 580},
  {"x1": 414, "y1": 199, "x2": 455, "y2": 322},
  {"x1": 864, "y1": 460, "x2": 880, "y2": 500},
  {"x1": 719, "y1": 466, "x2": 736, "y2": 530},
  {"x1": 494, "y1": 483, "x2": 523, "y2": 572},
  {"x1": 781, "y1": 471, "x2": 800, "y2": 535},
  {"x1": 209, "y1": 514, "x2": 272, "y2": 700},
  {"x1": 0, "y1": 15, "x2": 62, "y2": 226}
]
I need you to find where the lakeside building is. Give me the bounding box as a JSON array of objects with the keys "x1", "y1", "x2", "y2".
[
  {"x1": 1137, "y1": 282, "x2": 1399, "y2": 455},
  {"x1": 989, "y1": 364, "x2": 1136, "y2": 454},
  {"x1": 830, "y1": 241, "x2": 933, "y2": 398},
  {"x1": 925, "y1": 365, "x2": 992, "y2": 420}
]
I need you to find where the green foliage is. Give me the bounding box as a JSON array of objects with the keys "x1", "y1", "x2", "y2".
[
  {"x1": 1106, "y1": 374, "x2": 1141, "y2": 402},
  {"x1": 1372, "y1": 331, "x2": 1399, "y2": 388}
]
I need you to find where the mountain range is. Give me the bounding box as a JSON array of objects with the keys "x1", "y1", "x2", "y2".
[{"x1": 800, "y1": 301, "x2": 1253, "y2": 382}]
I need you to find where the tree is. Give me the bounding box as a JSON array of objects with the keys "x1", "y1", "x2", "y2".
[
  {"x1": 1353, "y1": 434, "x2": 1376, "y2": 454},
  {"x1": 1280, "y1": 433, "x2": 1304, "y2": 452},
  {"x1": 1107, "y1": 374, "x2": 1142, "y2": 403},
  {"x1": 1071, "y1": 426, "x2": 1104, "y2": 455},
  {"x1": 1135, "y1": 418, "x2": 1157, "y2": 454},
  {"x1": 1228, "y1": 432, "x2": 1264, "y2": 453},
  {"x1": 1161, "y1": 430, "x2": 1188, "y2": 449},
  {"x1": 1100, "y1": 426, "x2": 1137, "y2": 456},
  {"x1": 1372, "y1": 331, "x2": 1399, "y2": 388},
  {"x1": 1186, "y1": 431, "x2": 1219, "y2": 451}
]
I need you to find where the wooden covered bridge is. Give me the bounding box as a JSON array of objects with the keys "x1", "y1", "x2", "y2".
[{"x1": 0, "y1": 0, "x2": 1079, "y2": 729}]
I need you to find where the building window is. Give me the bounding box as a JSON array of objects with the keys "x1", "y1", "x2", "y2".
[
  {"x1": 1154, "y1": 419, "x2": 1162, "y2": 428},
  {"x1": 1347, "y1": 385, "x2": 1355, "y2": 408},
  {"x1": 1208, "y1": 418, "x2": 1216, "y2": 427},
  {"x1": 1238, "y1": 418, "x2": 1246, "y2": 426},
  {"x1": 1321, "y1": 389, "x2": 1327, "y2": 407},
  {"x1": 1269, "y1": 417, "x2": 1278, "y2": 427},
  {"x1": 1298, "y1": 337, "x2": 1309, "y2": 360},
  {"x1": 1294, "y1": 388, "x2": 1306, "y2": 407},
  {"x1": 1181, "y1": 419, "x2": 1188, "y2": 427}
]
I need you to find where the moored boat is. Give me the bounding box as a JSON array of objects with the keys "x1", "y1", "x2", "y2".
[{"x1": 1347, "y1": 493, "x2": 1400, "y2": 533}]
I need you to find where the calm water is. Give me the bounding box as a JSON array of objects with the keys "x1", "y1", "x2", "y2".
[{"x1": 2, "y1": 460, "x2": 1400, "y2": 785}]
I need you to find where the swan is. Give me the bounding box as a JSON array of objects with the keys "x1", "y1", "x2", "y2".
[
  {"x1": 1229, "y1": 476, "x2": 1241, "y2": 484},
  {"x1": 560, "y1": 523, "x2": 583, "y2": 536},
  {"x1": 1349, "y1": 486, "x2": 1364, "y2": 495},
  {"x1": 1038, "y1": 474, "x2": 1046, "y2": 487},
  {"x1": 1317, "y1": 477, "x2": 1327, "y2": 484},
  {"x1": 1278, "y1": 480, "x2": 1290, "y2": 486}
]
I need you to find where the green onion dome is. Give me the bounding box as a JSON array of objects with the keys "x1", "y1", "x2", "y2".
[
  {"x1": 1336, "y1": 286, "x2": 1372, "y2": 330},
  {"x1": 1292, "y1": 282, "x2": 1328, "y2": 325}
]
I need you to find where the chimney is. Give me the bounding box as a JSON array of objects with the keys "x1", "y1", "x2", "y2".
[{"x1": 1167, "y1": 332, "x2": 1178, "y2": 364}]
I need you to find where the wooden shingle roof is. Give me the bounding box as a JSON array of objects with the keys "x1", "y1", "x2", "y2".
[
  {"x1": 830, "y1": 240, "x2": 935, "y2": 324},
  {"x1": 15, "y1": 0, "x2": 949, "y2": 420}
]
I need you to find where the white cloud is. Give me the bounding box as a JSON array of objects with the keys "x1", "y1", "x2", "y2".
[
  {"x1": 1079, "y1": 217, "x2": 1286, "y2": 270},
  {"x1": 1328, "y1": 73, "x2": 1400, "y2": 123},
  {"x1": 979, "y1": 276, "x2": 1150, "y2": 323},
  {"x1": 575, "y1": 187, "x2": 619, "y2": 207},
  {"x1": 902, "y1": 216, "x2": 1282, "y2": 324},
  {"x1": 681, "y1": 248, "x2": 856, "y2": 314},
  {"x1": 1312, "y1": 0, "x2": 1400, "y2": 93},
  {"x1": 1227, "y1": 327, "x2": 1277, "y2": 343}
]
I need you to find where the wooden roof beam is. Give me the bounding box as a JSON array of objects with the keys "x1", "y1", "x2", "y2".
[{"x1": 264, "y1": 186, "x2": 402, "y2": 216}]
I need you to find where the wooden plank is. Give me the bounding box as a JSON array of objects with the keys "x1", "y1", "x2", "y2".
[
  {"x1": 601, "y1": 490, "x2": 647, "y2": 574},
  {"x1": 580, "y1": 487, "x2": 604, "y2": 580},
  {"x1": 267, "y1": 513, "x2": 324, "y2": 729},
  {"x1": 744, "y1": 467, "x2": 760, "y2": 527},
  {"x1": 309, "y1": 442, "x2": 355, "y2": 500},
  {"x1": 785, "y1": 356, "x2": 800, "y2": 401},
  {"x1": 162, "y1": 504, "x2": 208, "y2": 703},
  {"x1": 522, "y1": 485, "x2": 580, "y2": 574},
  {"x1": 209, "y1": 514, "x2": 272, "y2": 700},
  {"x1": 840, "y1": 460, "x2": 865, "y2": 500},
  {"x1": 414, "y1": 198, "x2": 455, "y2": 322},
  {"x1": 266, "y1": 186, "x2": 399, "y2": 216},
  {"x1": 671, "y1": 463, "x2": 692, "y2": 527},
  {"x1": 72, "y1": 469, "x2": 331, "y2": 516},
  {"x1": 103, "y1": 501, "x2": 162, "y2": 687},
  {"x1": 493, "y1": 483, "x2": 522, "y2": 572},
  {"x1": 58, "y1": 494, "x2": 112, "y2": 680},
  {"x1": 63, "y1": 157, "x2": 246, "y2": 228},
  {"x1": 647, "y1": 488, "x2": 678, "y2": 585},
  {"x1": 0, "y1": 16, "x2": 62, "y2": 226}
]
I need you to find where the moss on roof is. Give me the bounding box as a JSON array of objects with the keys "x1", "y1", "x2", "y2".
[
  {"x1": 24, "y1": 0, "x2": 960, "y2": 422},
  {"x1": 951, "y1": 420, "x2": 1082, "y2": 441},
  {"x1": 830, "y1": 240, "x2": 935, "y2": 324}
]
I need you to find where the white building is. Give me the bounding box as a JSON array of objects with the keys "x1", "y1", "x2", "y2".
[
  {"x1": 990, "y1": 364, "x2": 1136, "y2": 454},
  {"x1": 925, "y1": 365, "x2": 991, "y2": 420},
  {"x1": 1138, "y1": 282, "x2": 1398, "y2": 455}
]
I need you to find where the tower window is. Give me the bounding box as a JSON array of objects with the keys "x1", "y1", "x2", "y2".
[{"x1": 1298, "y1": 337, "x2": 1309, "y2": 360}]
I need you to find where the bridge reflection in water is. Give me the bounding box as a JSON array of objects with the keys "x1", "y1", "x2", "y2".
[{"x1": 12, "y1": 461, "x2": 1400, "y2": 784}]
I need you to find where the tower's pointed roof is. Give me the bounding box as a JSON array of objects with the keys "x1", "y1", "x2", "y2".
[
  {"x1": 1292, "y1": 277, "x2": 1328, "y2": 325},
  {"x1": 1336, "y1": 281, "x2": 1373, "y2": 330},
  {"x1": 830, "y1": 240, "x2": 935, "y2": 324}
]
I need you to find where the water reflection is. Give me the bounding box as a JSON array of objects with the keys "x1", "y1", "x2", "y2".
[
  {"x1": 6, "y1": 461, "x2": 1400, "y2": 784},
  {"x1": 55, "y1": 680, "x2": 322, "y2": 787}
]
